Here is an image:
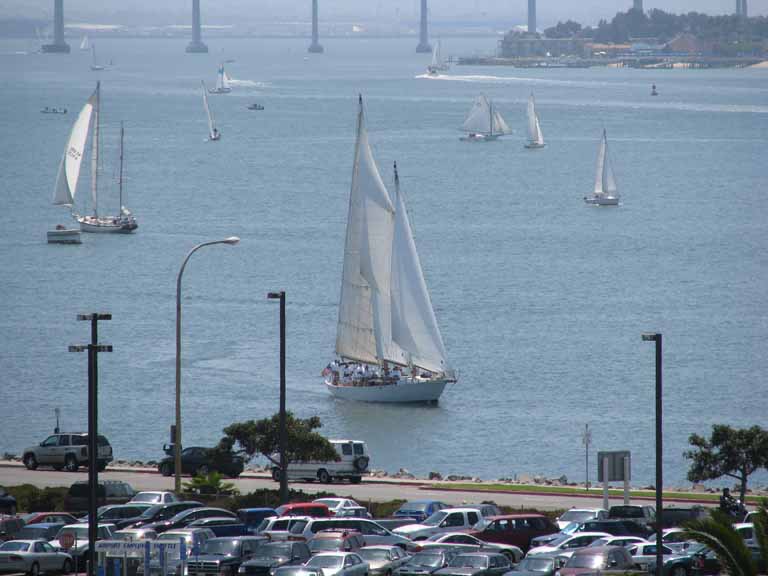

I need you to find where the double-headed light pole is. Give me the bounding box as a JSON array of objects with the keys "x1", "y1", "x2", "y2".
[
  {"x1": 641, "y1": 332, "x2": 663, "y2": 576},
  {"x1": 175, "y1": 237, "x2": 240, "y2": 493}
]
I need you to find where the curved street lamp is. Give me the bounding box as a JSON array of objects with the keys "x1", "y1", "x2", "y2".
[{"x1": 175, "y1": 237, "x2": 240, "y2": 492}]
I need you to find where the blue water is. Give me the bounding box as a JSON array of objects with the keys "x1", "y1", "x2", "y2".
[{"x1": 1, "y1": 36, "x2": 767, "y2": 487}]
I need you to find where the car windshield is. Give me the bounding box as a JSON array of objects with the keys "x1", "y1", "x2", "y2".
[
  {"x1": 0, "y1": 542, "x2": 30, "y2": 552},
  {"x1": 561, "y1": 511, "x2": 595, "y2": 523},
  {"x1": 140, "y1": 505, "x2": 163, "y2": 519},
  {"x1": 408, "y1": 553, "x2": 444, "y2": 568},
  {"x1": 566, "y1": 555, "x2": 605, "y2": 569},
  {"x1": 610, "y1": 507, "x2": 643, "y2": 518},
  {"x1": 400, "y1": 503, "x2": 430, "y2": 513},
  {"x1": 545, "y1": 534, "x2": 570, "y2": 547},
  {"x1": 513, "y1": 558, "x2": 554, "y2": 572},
  {"x1": 113, "y1": 532, "x2": 138, "y2": 541},
  {"x1": 449, "y1": 556, "x2": 487, "y2": 569},
  {"x1": 203, "y1": 540, "x2": 241, "y2": 555},
  {"x1": 254, "y1": 543, "x2": 292, "y2": 559},
  {"x1": 133, "y1": 494, "x2": 160, "y2": 503},
  {"x1": 561, "y1": 523, "x2": 580, "y2": 534},
  {"x1": 423, "y1": 511, "x2": 448, "y2": 527},
  {"x1": 314, "y1": 500, "x2": 341, "y2": 508},
  {"x1": 357, "y1": 550, "x2": 390, "y2": 562},
  {"x1": 157, "y1": 533, "x2": 191, "y2": 543},
  {"x1": 306, "y1": 556, "x2": 342, "y2": 569}
]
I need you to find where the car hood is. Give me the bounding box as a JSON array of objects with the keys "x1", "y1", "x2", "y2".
[
  {"x1": 188, "y1": 555, "x2": 238, "y2": 564},
  {"x1": 433, "y1": 568, "x2": 483, "y2": 576},
  {"x1": 510, "y1": 570, "x2": 551, "y2": 576},
  {"x1": 394, "y1": 524, "x2": 432, "y2": 535},
  {"x1": 242, "y1": 558, "x2": 289, "y2": 568}
]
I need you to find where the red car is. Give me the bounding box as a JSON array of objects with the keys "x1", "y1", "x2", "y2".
[
  {"x1": 20, "y1": 512, "x2": 78, "y2": 526},
  {"x1": 470, "y1": 515, "x2": 558, "y2": 552},
  {"x1": 275, "y1": 503, "x2": 330, "y2": 518}
]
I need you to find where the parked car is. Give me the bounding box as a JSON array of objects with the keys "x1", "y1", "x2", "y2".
[
  {"x1": 15, "y1": 523, "x2": 67, "y2": 542},
  {"x1": 417, "y1": 533, "x2": 523, "y2": 563},
  {"x1": 146, "y1": 507, "x2": 237, "y2": 534},
  {"x1": 558, "y1": 546, "x2": 635, "y2": 576},
  {"x1": 733, "y1": 523, "x2": 756, "y2": 546},
  {"x1": 0, "y1": 517, "x2": 26, "y2": 541},
  {"x1": 578, "y1": 519, "x2": 650, "y2": 538},
  {"x1": 309, "y1": 530, "x2": 365, "y2": 554},
  {"x1": 357, "y1": 546, "x2": 411, "y2": 575},
  {"x1": 337, "y1": 508, "x2": 372, "y2": 519},
  {"x1": 289, "y1": 518, "x2": 415, "y2": 550},
  {"x1": 393, "y1": 509, "x2": 486, "y2": 541},
  {"x1": 275, "y1": 440, "x2": 369, "y2": 484},
  {"x1": 238, "y1": 541, "x2": 312, "y2": 576},
  {"x1": 470, "y1": 515, "x2": 559, "y2": 552},
  {"x1": 395, "y1": 550, "x2": 457, "y2": 576},
  {"x1": 139, "y1": 528, "x2": 216, "y2": 576},
  {"x1": 658, "y1": 507, "x2": 707, "y2": 529},
  {"x1": 259, "y1": 516, "x2": 314, "y2": 540},
  {"x1": 158, "y1": 447, "x2": 245, "y2": 478},
  {"x1": 393, "y1": 502, "x2": 449, "y2": 524},
  {"x1": 587, "y1": 536, "x2": 647, "y2": 549},
  {"x1": 52, "y1": 523, "x2": 117, "y2": 569},
  {"x1": 127, "y1": 501, "x2": 203, "y2": 529},
  {"x1": 645, "y1": 550, "x2": 705, "y2": 576},
  {"x1": 238, "y1": 509, "x2": 278, "y2": 534},
  {"x1": 83, "y1": 503, "x2": 155, "y2": 529},
  {"x1": 627, "y1": 543, "x2": 678, "y2": 570},
  {"x1": 433, "y1": 552, "x2": 511, "y2": 576},
  {"x1": 607, "y1": 506, "x2": 655, "y2": 529},
  {"x1": 503, "y1": 555, "x2": 561, "y2": 576},
  {"x1": 554, "y1": 509, "x2": 607, "y2": 531},
  {"x1": 113, "y1": 528, "x2": 158, "y2": 541},
  {"x1": 276, "y1": 503, "x2": 331, "y2": 518},
  {"x1": 303, "y1": 552, "x2": 369, "y2": 576},
  {"x1": 648, "y1": 528, "x2": 697, "y2": 553},
  {"x1": 63, "y1": 480, "x2": 135, "y2": 513},
  {"x1": 22, "y1": 433, "x2": 113, "y2": 472},
  {"x1": 20, "y1": 513, "x2": 78, "y2": 527},
  {"x1": 130, "y1": 492, "x2": 179, "y2": 505},
  {"x1": 187, "y1": 517, "x2": 248, "y2": 537},
  {"x1": 0, "y1": 539, "x2": 74, "y2": 576},
  {"x1": 186, "y1": 536, "x2": 266, "y2": 576},
  {"x1": 0, "y1": 488, "x2": 16, "y2": 516},
  {"x1": 526, "y1": 532, "x2": 611, "y2": 557},
  {"x1": 464, "y1": 506, "x2": 501, "y2": 520}
]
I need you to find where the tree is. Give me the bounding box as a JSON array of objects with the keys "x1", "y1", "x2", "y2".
[
  {"x1": 684, "y1": 425, "x2": 768, "y2": 503},
  {"x1": 183, "y1": 471, "x2": 239, "y2": 497},
  {"x1": 217, "y1": 412, "x2": 339, "y2": 473}
]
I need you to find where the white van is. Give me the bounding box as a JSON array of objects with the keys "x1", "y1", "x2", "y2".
[{"x1": 272, "y1": 440, "x2": 369, "y2": 484}]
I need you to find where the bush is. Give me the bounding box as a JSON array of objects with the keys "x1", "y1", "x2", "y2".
[{"x1": 7, "y1": 484, "x2": 68, "y2": 512}]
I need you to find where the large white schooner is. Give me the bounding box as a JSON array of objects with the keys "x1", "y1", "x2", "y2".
[
  {"x1": 324, "y1": 96, "x2": 456, "y2": 403},
  {"x1": 584, "y1": 129, "x2": 620, "y2": 206},
  {"x1": 460, "y1": 94, "x2": 511, "y2": 142}
]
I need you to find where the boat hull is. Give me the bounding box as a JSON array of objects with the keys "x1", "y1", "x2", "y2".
[
  {"x1": 325, "y1": 378, "x2": 450, "y2": 403},
  {"x1": 78, "y1": 216, "x2": 138, "y2": 233},
  {"x1": 460, "y1": 134, "x2": 500, "y2": 142},
  {"x1": 584, "y1": 195, "x2": 619, "y2": 206},
  {"x1": 47, "y1": 229, "x2": 81, "y2": 244},
  {"x1": 209, "y1": 88, "x2": 231, "y2": 94},
  {"x1": 525, "y1": 142, "x2": 546, "y2": 149}
]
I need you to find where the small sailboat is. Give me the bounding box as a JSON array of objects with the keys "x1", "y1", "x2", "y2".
[
  {"x1": 525, "y1": 93, "x2": 545, "y2": 149},
  {"x1": 247, "y1": 103, "x2": 265, "y2": 111},
  {"x1": 208, "y1": 64, "x2": 231, "y2": 94},
  {"x1": 651, "y1": 83, "x2": 659, "y2": 96},
  {"x1": 324, "y1": 96, "x2": 456, "y2": 404},
  {"x1": 53, "y1": 82, "x2": 138, "y2": 233},
  {"x1": 460, "y1": 95, "x2": 511, "y2": 142},
  {"x1": 584, "y1": 129, "x2": 620, "y2": 206},
  {"x1": 90, "y1": 44, "x2": 104, "y2": 71},
  {"x1": 427, "y1": 40, "x2": 449, "y2": 75},
  {"x1": 80, "y1": 35, "x2": 90, "y2": 51},
  {"x1": 201, "y1": 81, "x2": 221, "y2": 141}
]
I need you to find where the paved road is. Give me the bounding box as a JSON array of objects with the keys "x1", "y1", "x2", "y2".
[{"x1": 0, "y1": 463, "x2": 713, "y2": 512}]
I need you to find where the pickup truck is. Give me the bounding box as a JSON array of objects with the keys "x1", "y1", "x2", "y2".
[
  {"x1": 186, "y1": 536, "x2": 265, "y2": 576},
  {"x1": 393, "y1": 508, "x2": 486, "y2": 541}
]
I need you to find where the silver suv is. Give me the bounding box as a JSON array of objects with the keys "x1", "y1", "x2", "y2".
[{"x1": 23, "y1": 432, "x2": 113, "y2": 472}]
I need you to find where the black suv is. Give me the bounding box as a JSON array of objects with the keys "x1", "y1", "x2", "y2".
[
  {"x1": 187, "y1": 536, "x2": 265, "y2": 576},
  {"x1": 158, "y1": 446, "x2": 244, "y2": 478},
  {"x1": 238, "y1": 541, "x2": 311, "y2": 576},
  {"x1": 127, "y1": 501, "x2": 203, "y2": 529},
  {"x1": 23, "y1": 432, "x2": 113, "y2": 472},
  {"x1": 63, "y1": 480, "x2": 135, "y2": 514}
]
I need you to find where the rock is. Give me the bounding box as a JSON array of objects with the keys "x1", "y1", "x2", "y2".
[
  {"x1": 446, "y1": 474, "x2": 473, "y2": 482},
  {"x1": 369, "y1": 469, "x2": 388, "y2": 478},
  {"x1": 533, "y1": 475, "x2": 546, "y2": 485},
  {"x1": 472, "y1": 477, "x2": 482, "y2": 483},
  {"x1": 393, "y1": 468, "x2": 415, "y2": 479},
  {"x1": 146, "y1": 460, "x2": 157, "y2": 466},
  {"x1": 2, "y1": 453, "x2": 17, "y2": 461},
  {"x1": 497, "y1": 477, "x2": 515, "y2": 483},
  {"x1": 518, "y1": 474, "x2": 533, "y2": 484},
  {"x1": 428, "y1": 471, "x2": 443, "y2": 480}
]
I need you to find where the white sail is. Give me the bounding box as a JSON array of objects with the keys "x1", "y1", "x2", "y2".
[
  {"x1": 336, "y1": 96, "x2": 397, "y2": 366},
  {"x1": 492, "y1": 108, "x2": 511, "y2": 135},
  {"x1": 216, "y1": 64, "x2": 229, "y2": 92},
  {"x1": 90, "y1": 82, "x2": 100, "y2": 214},
  {"x1": 390, "y1": 165, "x2": 449, "y2": 374},
  {"x1": 53, "y1": 89, "x2": 96, "y2": 206},
  {"x1": 594, "y1": 130, "x2": 618, "y2": 198},
  {"x1": 431, "y1": 41, "x2": 441, "y2": 69},
  {"x1": 80, "y1": 35, "x2": 89, "y2": 50},
  {"x1": 462, "y1": 95, "x2": 492, "y2": 134},
  {"x1": 201, "y1": 81, "x2": 216, "y2": 139},
  {"x1": 526, "y1": 94, "x2": 544, "y2": 146}
]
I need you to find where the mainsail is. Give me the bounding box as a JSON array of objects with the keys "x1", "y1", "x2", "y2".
[
  {"x1": 80, "y1": 35, "x2": 90, "y2": 50},
  {"x1": 216, "y1": 64, "x2": 229, "y2": 92},
  {"x1": 526, "y1": 94, "x2": 544, "y2": 146},
  {"x1": 594, "y1": 129, "x2": 618, "y2": 198},
  {"x1": 201, "y1": 81, "x2": 216, "y2": 138},
  {"x1": 463, "y1": 95, "x2": 510, "y2": 136},
  {"x1": 53, "y1": 87, "x2": 96, "y2": 206}
]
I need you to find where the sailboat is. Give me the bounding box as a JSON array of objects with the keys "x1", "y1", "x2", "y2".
[
  {"x1": 90, "y1": 44, "x2": 104, "y2": 71},
  {"x1": 80, "y1": 35, "x2": 90, "y2": 51},
  {"x1": 324, "y1": 96, "x2": 456, "y2": 404},
  {"x1": 460, "y1": 94, "x2": 511, "y2": 142},
  {"x1": 201, "y1": 81, "x2": 221, "y2": 141},
  {"x1": 584, "y1": 129, "x2": 619, "y2": 206},
  {"x1": 208, "y1": 64, "x2": 231, "y2": 94},
  {"x1": 427, "y1": 40, "x2": 449, "y2": 75},
  {"x1": 525, "y1": 93, "x2": 545, "y2": 149},
  {"x1": 53, "y1": 82, "x2": 138, "y2": 233}
]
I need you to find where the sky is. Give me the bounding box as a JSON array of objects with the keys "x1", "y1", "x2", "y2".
[{"x1": 2, "y1": 0, "x2": 766, "y2": 28}]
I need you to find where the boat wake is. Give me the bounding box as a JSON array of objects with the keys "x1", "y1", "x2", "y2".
[{"x1": 226, "y1": 77, "x2": 271, "y2": 88}]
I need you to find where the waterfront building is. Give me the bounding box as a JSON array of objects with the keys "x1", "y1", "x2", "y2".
[{"x1": 499, "y1": 32, "x2": 586, "y2": 58}]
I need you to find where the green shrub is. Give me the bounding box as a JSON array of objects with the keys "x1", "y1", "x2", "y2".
[{"x1": 7, "y1": 484, "x2": 68, "y2": 512}]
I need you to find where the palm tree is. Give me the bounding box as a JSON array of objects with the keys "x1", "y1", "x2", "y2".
[{"x1": 183, "y1": 471, "x2": 239, "y2": 497}]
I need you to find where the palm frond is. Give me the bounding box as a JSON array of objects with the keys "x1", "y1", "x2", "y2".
[
  {"x1": 682, "y1": 516, "x2": 757, "y2": 576},
  {"x1": 753, "y1": 500, "x2": 768, "y2": 572}
]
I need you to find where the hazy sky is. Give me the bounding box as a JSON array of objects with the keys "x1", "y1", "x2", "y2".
[{"x1": 4, "y1": 0, "x2": 766, "y2": 27}]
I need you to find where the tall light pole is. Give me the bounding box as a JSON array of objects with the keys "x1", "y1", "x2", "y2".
[
  {"x1": 642, "y1": 332, "x2": 663, "y2": 576},
  {"x1": 267, "y1": 291, "x2": 288, "y2": 504},
  {"x1": 582, "y1": 424, "x2": 592, "y2": 490},
  {"x1": 175, "y1": 237, "x2": 240, "y2": 493}
]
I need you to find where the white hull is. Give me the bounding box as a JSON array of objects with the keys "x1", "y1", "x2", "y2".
[
  {"x1": 325, "y1": 377, "x2": 449, "y2": 403},
  {"x1": 460, "y1": 133, "x2": 500, "y2": 142},
  {"x1": 78, "y1": 215, "x2": 138, "y2": 233},
  {"x1": 525, "y1": 142, "x2": 545, "y2": 149},
  {"x1": 47, "y1": 229, "x2": 81, "y2": 244},
  {"x1": 209, "y1": 88, "x2": 231, "y2": 94},
  {"x1": 584, "y1": 195, "x2": 619, "y2": 206}
]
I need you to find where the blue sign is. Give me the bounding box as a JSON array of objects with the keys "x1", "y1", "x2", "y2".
[
  {"x1": 179, "y1": 538, "x2": 187, "y2": 562},
  {"x1": 144, "y1": 541, "x2": 151, "y2": 570},
  {"x1": 114, "y1": 558, "x2": 122, "y2": 576}
]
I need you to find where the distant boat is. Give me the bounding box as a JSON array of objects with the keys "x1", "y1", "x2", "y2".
[
  {"x1": 584, "y1": 129, "x2": 619, "y2": 206},
  {"x1": 47, "y1": 224, "x2": 81, "y2": 244},
  {"x1": 41, "y1": 107, "x2": 68, "y2": 114},
  {"x1": 90, "y1": 44, "x2": 104, "y2": 71},
  {"x1": 524, "y1": 93, "x2": 545, "y2": 149},
  {"x1": 209, "y1": 64, "x2": 231, "y2": 94},
  {"x1": 53, "y1": 82, "x2": 138, "y2": 233},
  {"x1": 460, "y1": 94, "x2": 511, "y2": 142},
  {"x1": 651, "y1": 83, "x2": 659, "y2": 96},
  {"x1": 80, "y1": 35, "x2": 90, "y2": 51},
  {"x1": 324, "y1": 96, "x2": 456, "y2": 404},
  {"x1": 427, "y1": 40, "x2": 449, "y2": 75},
  {"x1": 247, "y1": 103, "x2": 265, "y2": 111},
  {"x1": 201, "y1": 81, "x2": 221, "y2": 141}
]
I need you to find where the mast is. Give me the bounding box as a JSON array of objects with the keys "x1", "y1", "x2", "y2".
[
  {"x1": 90, "y1": 81, "x2": 100, "y2": 216},
  {"x1": 118, "y1": 121, "x2": 124, "y2": 210},
  {"x1": 489, "y1": 99, "x2": 493, "y2": 137}
]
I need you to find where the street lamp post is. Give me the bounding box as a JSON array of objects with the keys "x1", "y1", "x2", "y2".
[
  {"x1": 267, "y1": 290, "x2": 287, "y2": 504},
  {"x1": 175, "y1": 237, "x2": 240, "y2": 493},
  {"x1": 642, "y1": 332, "x2": 663, "y2": 576}
]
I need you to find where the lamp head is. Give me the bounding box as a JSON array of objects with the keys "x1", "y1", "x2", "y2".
[
  {"x1": 223, "y1": 236, "x2": 240, "y2": 245},
  {"x1": 267, "y1": 291, "x2": 284, "y2": 300},
  {"x1": 641, "y1": 333, "x2": 660, "y2": 342}
]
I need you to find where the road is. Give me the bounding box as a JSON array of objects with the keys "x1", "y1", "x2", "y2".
[{"x1": 0, "y1": 463, "x2": 714, "y2": 512}]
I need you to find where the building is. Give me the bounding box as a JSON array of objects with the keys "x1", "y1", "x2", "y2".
[
  {"x1": 735, "y1": 0, "x2": 749, "y2": 17},
  {"x1": 499, "y1": 32, "x2": 586, "y2": 58}
]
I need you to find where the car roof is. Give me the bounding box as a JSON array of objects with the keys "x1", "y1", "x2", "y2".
[
  {"x1": 360, "y1": 545, "x2": 399, "y2": 550},
  {"x1": 239, "y1": 508, "x2": 277, "y2": 513},
  {"x1": 62, "y1": 523, "x2": 116, "y2": 528},
  {"x1": 314, "y1": 530, "x2": 362, "y2": 537},
  {"x1": 565, "y1": 532, "x2": 612, "y2": 539},
  {"x1": 23, "y1": 522, "x2": 65, "y2": 528},
  {"x1": 311, "y1": 552, "x2": 358, "y2": 558},
  {"x1": 439, "y1": 508, "x2": 483, "y2": 514},
  {"x1": 5, "y1": 539, "x2": 50, "y2": 544},
  {"x1": 488, "y1": 514, "x2": 547, "y2": 520},
  {"x1": 453, "y1": 552, "x2": 502, "y2": 558},
  {"x1": 572, "y1": 546, "x2": 616, "y2": 555}
]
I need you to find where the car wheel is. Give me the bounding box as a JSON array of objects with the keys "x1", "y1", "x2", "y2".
[
  {"x1": 65, "y1": 454, "x2": 79, "y2": 472},
  {"x1": 29, "y1": 562, "x2": 40, "y2": 576},
  {"x1": 97, "y1": 461, "x2": 107, "y2": 472},
  {"x1": 502, "y1": 551, "x2": 515, "y2": 563},
  {"x1": 671, "y1": 566, "x2": 687, "y2": 576},
  {"x1": 271, "y1": 467, "x2": 281, "y2": 482},
  {"x1": 62, "y1": 559, "x2": 73, "y2": 574},
  {"x1": 23, "y1": 453, "x2": 38, "y2": 470},
  {"x1": 196, "y1": 464, "x2": 210, "y2": 476},
  {"x1": 350, "y1": 476, "x2": 362, "y2": 484},
  {"x1": 160, "y1": 462, "x2": 173, "y2": 477},
  {"x1": 318, "y1": 469, "x2": 331, "y2": 483}
]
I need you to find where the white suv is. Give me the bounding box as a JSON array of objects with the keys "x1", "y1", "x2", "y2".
[
  {"x1": 273, "y1": 440, "x2": 369, "y2": 484},
  {"x1": 23, "y1": 433, "x2": 113, "y2": 472},
  {"x1": 392, "y1": 508, "x2": 487, "y2": 540}
]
